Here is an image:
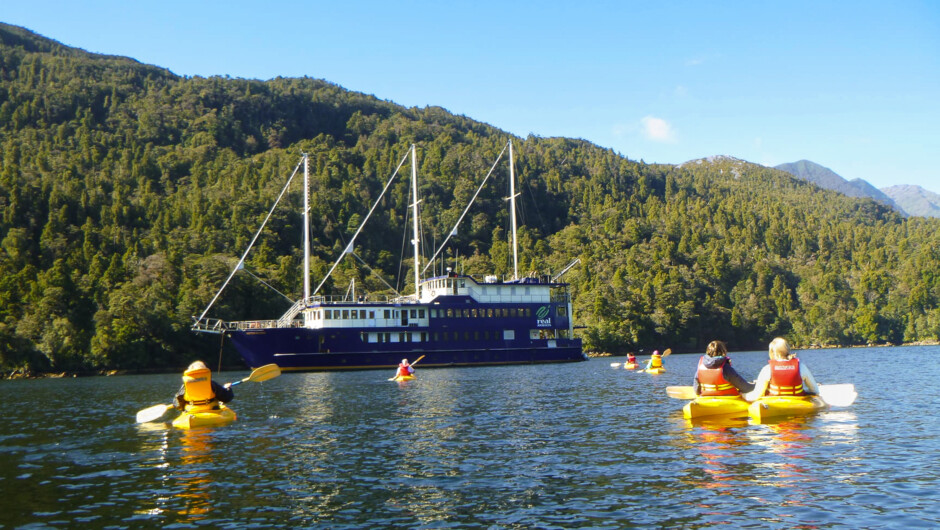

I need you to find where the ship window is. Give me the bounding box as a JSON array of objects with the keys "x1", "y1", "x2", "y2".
[
  {"x1": 510, "y1": 308, "x2": 517, "y2": 318},
  {"x1": 526, "y1": 308, "x2": 532, "y2": 317},
  {"x1": 419, "y1": 309, "x2": 425, "y2": 318},
  {"x1": 487, "y1": 308, "x2": 493, "y2": 318},
  {"x1": 503, "y1": 330, "x2": 514, "y2": 340},
  {"x1": 399, "y1": 332, "x2": 406, "y2": 343},
  {"x1": 459, "y1": 280, "x2": 466, "y2": 288},
  {"x1": 464, "y1": 331, "x2": 470, "y2": 341},
  {"x1": 325, "y1": 310, "x2": 333, "y2": 319},
  {"x1": 421, "y1": 332, "x2": 427, "y2": 342},
  {"x1": 471, "y1": 308, "x2": 477, "y2": 318},
  {"x1": 369, "y1": 310, "x2": 375, "y2": 319},
  {"x1": 557, "y1": 306, "x2": 566, "y2": 316},
  {"x1": 384, "y1": 332, "x2": 391, "y2": 342},
  {"x1": 383, "y1": 309, "x2": 390, "y2": 319},
  {"x1": 464, "y1": 309, "x2": 471, "y2": 318},
  {"x1": 474, "y1": 331, "x2": 479, "y2": 340},
  {"x1": 410, "y1": 309, "x2": 417, "y2": 318},
  {"x1": 443, "y1": 331, "x2": 449, "y2": 341},
  {"x1": 446, "y1": 308, "x2": 453, "y2": 318},
  {"x1": 342, "y1": 310, "x2": 349, "y2": 319}
]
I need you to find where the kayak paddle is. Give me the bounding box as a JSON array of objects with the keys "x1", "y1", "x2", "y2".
[
  {"x1": 136, "y1": 403, "x2": 175, "y2": 423},
  {"x1": 135, "y1": 363, "x2": 282, "y2": 423},
  {"x1": 817, "y1": 384, "x2": 857, "y2": 407},
  {"x1": 388, "y1": 355, "x2": 425, "y2": 380},
  {"x1": 229, "y1": 363, "x2": 281, "y2": 387},
  {"x1": 666, "y1": 386, "x2": 697, "y2": 400}
]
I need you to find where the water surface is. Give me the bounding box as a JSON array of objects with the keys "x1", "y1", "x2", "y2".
[{"x1": 1, "y1": 346, "x2": 938, "y2": 528}]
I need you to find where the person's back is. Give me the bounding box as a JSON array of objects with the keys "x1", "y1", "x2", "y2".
[
  {"x1": 745, "y1": 337, "x2": 818, "y2": 401},
  {"x1": 693, "y1": 340, "x2": 754, "y2": 396},
  {"x1": 176, "y1": 361, "x2": 234, "y2": 411}
]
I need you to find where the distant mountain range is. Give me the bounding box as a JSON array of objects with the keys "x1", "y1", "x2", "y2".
[{"x1": 774, "y1": 160, "x2": 940, "y2": 218}]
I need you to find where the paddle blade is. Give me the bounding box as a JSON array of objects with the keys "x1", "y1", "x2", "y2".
[
  {"x1": 246, "y1": 363, "x2": 281, "y2": 383},
  {"x1": 136, "y1": 403, "x2": 173, "y2": 423},
  {"x1": 663, "y1": 348, "x2": 673, "y2": 357},
  {"x1": 666, "y1": 386, "x2": 697, "y2": 400},
  {"x1": 819, "y1": 384, "x2": 857, "y2": 407}
]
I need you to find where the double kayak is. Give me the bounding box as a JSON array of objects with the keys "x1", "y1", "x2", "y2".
[
  {"x1": 683, "y1": 395, "x2": 750, "y2": 419},
  {"x1": 172, "y1": 404, "x2": 237, "y2": 429},
  {"x1": 748, "y1": 395, "x2": 827, "y2": 422}
]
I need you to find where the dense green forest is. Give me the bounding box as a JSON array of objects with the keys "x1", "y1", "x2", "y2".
[{"x1": 2, "y1": 23, "x2": 939, "y2": 375}]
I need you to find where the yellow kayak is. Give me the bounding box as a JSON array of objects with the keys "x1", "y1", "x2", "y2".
[
  {"x1": 172, "y1": 404, "x2": 237, "y2": 429},
  {"x1": 682, "y1": 395, "x2": 750, "y2": 419},
  {"x1": 624, "y1": 362, "x2": 638, "y2": 370},
  {"x1": 748, "y1": 395, "x2": 827, "y2": 422},
  {"x1": 392, "y1": 374, "x2": 415, "y2": 382},
  {"x1": 645, "y1": 366, "x2": 666, "y2": 374}
]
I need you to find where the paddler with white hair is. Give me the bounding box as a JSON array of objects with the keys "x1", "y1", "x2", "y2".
[{"x1": 745, "y1": 337, "x2": 820, "y2": 401}]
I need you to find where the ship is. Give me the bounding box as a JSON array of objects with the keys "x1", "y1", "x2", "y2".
[{"x1": 192, "y1": 141, "x2": 586, "y2": 371}]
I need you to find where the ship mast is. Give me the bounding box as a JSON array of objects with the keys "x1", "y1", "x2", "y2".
[
  {"x1": 303, "y1": 153, "x2": 311, "y2": 301},
  {"x1": 509, "y1": 140, "x2": 519, "y2": 280},
  {"x1": 410, "y1": 145, "x2": 421, "y2": 297}
]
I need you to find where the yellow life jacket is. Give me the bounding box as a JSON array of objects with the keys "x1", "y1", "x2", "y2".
[
  {"x1": 182, "y1": 367, "x2": 217, "y2": 411},
  {"x1": 650, "y1": 355, "x2": 663, "y2": 368}
]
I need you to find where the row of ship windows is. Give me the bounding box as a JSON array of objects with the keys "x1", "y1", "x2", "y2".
[
  {"x1": 361, "y1": 328, "x2": 567, "y2": 343},
  {"x1": 312, "y1": 307, "x2": 553, "y2": 321}
]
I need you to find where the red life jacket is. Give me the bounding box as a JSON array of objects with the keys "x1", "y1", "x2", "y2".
[
  {"x1": 696, "y1": 356, "x2": 739, "y2": 396},
  {"x1": 627, "y1": 354, "x2": 636, "y2": 363},
  {"x1": 768, "y1": 358, "x2": 805, "y2": 395},
  {"x1": 396, "y1": 364, "x2": 412, "y2": 377}
]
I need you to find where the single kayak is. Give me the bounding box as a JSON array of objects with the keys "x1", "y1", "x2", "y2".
[
  {"x1": 171, "y1": 404, "x2": 237, "y2": 429},
  {"x1": 682, "y1": 395, "x2": 750, "y2": 419},
  {"x1": 645, "y1": 366, "x2": 666, "y2": 374},
  {"x1": 392, "y1": 374, "x2": 415, "y2": 382},
  {"x1": 748, "y1": 395, "x2": 827, "y2": 422},
  {"x1": 623, "y1": 362, "x2": 638, "y2": 370}
]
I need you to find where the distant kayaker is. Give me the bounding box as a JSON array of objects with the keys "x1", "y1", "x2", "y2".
[
  {"x1": 174, "y1": 361, "x2": 234, "y2": 411},
  {"x1": 745, "y1": 337, "x2": 820, "y2": 401},
  {"x1": 644, "y1": 350, "x2": 665, "y2": 371},
  {"x1": 626, "y1": 352, "x2": 637, "y2": 365},
  {"x1": 693, "y1": 340, "x2": 755, "y2": 397},
  {"x1": 395, "y1": 358, "x2": 415, "y2": 379}
]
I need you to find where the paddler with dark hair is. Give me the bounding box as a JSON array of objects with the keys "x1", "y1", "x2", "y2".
[
  {"x1": 174, "y1": 361, "x2": 234, "y2": 412},
  {"x1": 693, "y1": 340, "x2": 755, "y2": 397},
  {"x1": 745, "y1": 337, "x2": 819, "y2": 401}
]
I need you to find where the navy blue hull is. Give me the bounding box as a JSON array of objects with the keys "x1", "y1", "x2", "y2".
[{"x1": 228, "y1": 327, "x2": 585, "y2": 371}]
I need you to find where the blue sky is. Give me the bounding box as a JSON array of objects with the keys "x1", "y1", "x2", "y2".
[{"x1": 4, "y1": 1, "x2": 939, "y2": 193}]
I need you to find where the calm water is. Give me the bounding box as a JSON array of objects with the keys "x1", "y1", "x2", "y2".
[{"x1": 1, "y1": 346, "x2": 939, "y2": 529}]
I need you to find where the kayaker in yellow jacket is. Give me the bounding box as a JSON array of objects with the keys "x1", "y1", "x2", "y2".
[
  {"x1": 644, "y1": 350, "x2": 664, "y2": 370},
  {"x1": 745, "y1": 337, "x2": 819, "y2": 401},
  {"x1": 693, "y1": 340, "x2": 755, "y2": 396},
  {"x1": 174, "y1": 361, "x2": 234, "y2": 411}
]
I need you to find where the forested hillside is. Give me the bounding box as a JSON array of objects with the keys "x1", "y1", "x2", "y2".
[{"x1": 2, "y1": 23, "x2": 939, "y2": 374}]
